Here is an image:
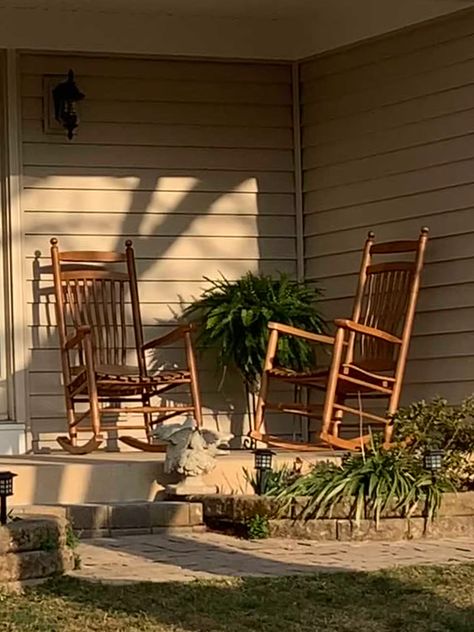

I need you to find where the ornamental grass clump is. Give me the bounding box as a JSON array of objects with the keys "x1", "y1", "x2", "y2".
[
  {"x1": 183, "y1": 272, "x2": 325, "y2": 392},
  {"x1": 275, "y1": 441, "x2": 453, "y2": 526},
  {"x1": 269, "y1": 397, "x2": 474, "y2": 525}
]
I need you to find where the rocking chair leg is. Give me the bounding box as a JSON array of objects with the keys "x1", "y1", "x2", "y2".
[
  {"x1": 65, "y1": 396, "x2": 77, "y2": 446},
  {"x1": 253, "y1": 329, "x2": 279, "y2": 440},
  {"x1": 253, "y1": 375, "x2": 268, "y2": 439},
  {"x1": 58, "y1": 401, "x2": 102, "y2": 454},
  {"x1": 82, "y1": 335, "x2": 101, "y2": 440},
  {"x1": 141, "y1": 394, "x2": 153, "y2": 443},
  {"x1": 384, "y1": 395, "x2": 400, "y2": 444},
  {"x1": 144, "y1": 411, "x2": 153, "y2": 442},
  {"x1": 185, "y1": 330, "x2": 203, "y2": 426},
  {"x1": 331, "y1": 394, "x2": 345, "y2": 438},
  {"x1": 320, "y1": 328, "x2": 345, "y2": 443},
  {"x1": 57, "y1": 385, "x2": 104, "y2": 454},
  {"x1": 89, "y1": 395, "x2": 101, "y2": 438}
]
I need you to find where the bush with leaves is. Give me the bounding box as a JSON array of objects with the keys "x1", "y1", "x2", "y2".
[
  {"x1": 183, "y1": 272, "x2": 325, "y2": 392},
  {"x1": 391, "y1": 396, "x2": 474, "y2": 490},
  {"x1": 245, "y1": 514, "x2": 270, "y2": 540},
  {"x1": 275, "y1": 440, "x2": 453, "y2": 525}
]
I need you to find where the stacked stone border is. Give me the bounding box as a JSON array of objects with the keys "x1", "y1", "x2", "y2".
[
  {"x1": 13, "y1": 501, "x2": 204, "y2": 538},
  {"x1": 188, "y1": 492, "x2": 474, "y2": 541},
  {"x1": 0, "y1": 516, "x2": 74, "y2": 587}
]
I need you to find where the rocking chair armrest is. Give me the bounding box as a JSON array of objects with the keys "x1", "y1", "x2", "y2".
[
  {"x1": 268, "y1": 322, "x2": 335, "y2": 345},
  {"x1": 142, "y1": 325, "x2": 192, "y2": 350},
  {"x1": 64, "y1": 326, "x2": 92, "y2": 350},
  {"x1": 334, "y1": 319, "x2": 402, "y2": 344}
]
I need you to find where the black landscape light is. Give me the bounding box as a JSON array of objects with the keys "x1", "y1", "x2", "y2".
[
  {"x1": 253, "y1": 449, "x2": 275, "y2": 495},
  {"x1": 0, "y1": 471, "x2": 17, "y2": 525},
  {"x1": 423, "y1": 449, "x2": 444, "y2": 474}
]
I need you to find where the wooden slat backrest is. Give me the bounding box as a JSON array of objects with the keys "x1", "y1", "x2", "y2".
[
  {"x1": 58, "y1": 251, "x2": 127, "y2": 263},
  {"x1": 345, "y1": 228, "x2": 429, "y2": 373},
  {"x1": 50, "y1": 238, "x2": 145, "y2": 378}
]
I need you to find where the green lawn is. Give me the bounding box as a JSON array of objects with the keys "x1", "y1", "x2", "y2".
[{"x1": 1, "y1": 565, "x2": 473, "y2": 631}]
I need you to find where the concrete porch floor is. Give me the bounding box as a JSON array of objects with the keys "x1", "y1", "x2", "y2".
[{"x1": 0, "y1": 449, "x2": 338, "y2": 506}]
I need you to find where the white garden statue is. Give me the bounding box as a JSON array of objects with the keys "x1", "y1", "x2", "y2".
[{"x1": 154, "y1": 416, "x2": 233, "y2": 495}]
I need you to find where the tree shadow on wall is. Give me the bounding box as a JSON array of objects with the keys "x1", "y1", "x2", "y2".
[{"x1": 26, "y1": 164, "x2": 295, "y2": 501}]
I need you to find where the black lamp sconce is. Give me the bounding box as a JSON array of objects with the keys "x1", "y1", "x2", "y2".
[{"x1": 52, "y1": 70, "x2": 85, "y2": 140}]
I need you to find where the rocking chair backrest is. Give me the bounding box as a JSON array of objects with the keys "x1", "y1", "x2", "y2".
[
  {"x1": 346, "y1": 228, "x2": 428, "y2": 373},
  {"x1": 50, "y1": 239, "x2": 146, "y2": 380}
]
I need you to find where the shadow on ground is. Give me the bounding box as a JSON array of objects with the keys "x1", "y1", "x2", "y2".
[
  {"x1": 16, "y1": 564, "x2": 474, "y2": 632},
  {"x1": 77, "y1": 532, "x2": 343, "y2": 579}
]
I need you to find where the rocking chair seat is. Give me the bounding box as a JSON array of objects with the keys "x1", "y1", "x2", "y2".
[
  {"x1": 268, "y1": 363, "x2": 395, "y2": 393},
  {"x1": 70, "y1": 364, "x2": 191, "y2": 397},
  {"x1": 268, "y1": 366, "x2": 328, "y2": 387}
]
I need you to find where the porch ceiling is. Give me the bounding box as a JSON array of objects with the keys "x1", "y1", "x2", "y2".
[{"x1": 0, "y1": 1, "x2": 474, "y2": 59}]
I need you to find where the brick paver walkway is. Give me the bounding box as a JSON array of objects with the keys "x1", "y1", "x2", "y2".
[{"x1": 72, "y1": 532, "x2": 474, "y2": 584}]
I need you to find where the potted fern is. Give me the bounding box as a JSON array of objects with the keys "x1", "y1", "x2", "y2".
[{"x1": 183, "y1": 272, "x2": 325, "y2": 433}]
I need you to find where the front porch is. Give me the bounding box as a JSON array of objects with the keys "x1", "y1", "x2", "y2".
[
  {"x1": 1, "y1": 449, "x2": 335, "y2": 505},
  {"x1": 0, "y1": 2, "x2": 473, "y2": 457}
]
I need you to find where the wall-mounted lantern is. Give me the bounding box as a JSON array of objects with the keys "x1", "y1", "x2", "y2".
[{"x1": 52, "y1": 70, "x2": 85, "y2": 140}]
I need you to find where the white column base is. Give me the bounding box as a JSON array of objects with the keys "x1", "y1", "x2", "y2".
[{"x1": 0, "y1": 423, "x2": 26, "y2": 455}]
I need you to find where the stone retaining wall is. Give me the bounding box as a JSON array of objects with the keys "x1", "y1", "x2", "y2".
[
  {"x1": 13, "y1": 501, "x2": 204, "y2": 538},
  {"x1": 191, "y1": 492, "x2": 474, "y2": 541},
  {"x1": 0, "y1": 516, "x2": 74, "y2": 586}
]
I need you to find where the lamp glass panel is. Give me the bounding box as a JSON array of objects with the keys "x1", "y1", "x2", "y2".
[{"x1": 254, "y1": 450, "x2": 274, "y2": 470}]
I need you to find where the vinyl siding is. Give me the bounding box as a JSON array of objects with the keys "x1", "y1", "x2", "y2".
[
  {"x1": 301, "y1": 11, "x2": 474, "y2": 406},
  {"x1": 0, "y1": 52, "x2": 10, "y2": 419},
  {"x1": 20, "y1": 53, "x2": 296, "y2": 448}
]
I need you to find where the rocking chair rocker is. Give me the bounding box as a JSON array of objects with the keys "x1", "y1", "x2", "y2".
[
  {"x1": 250, "y1": 228, "x2": 429, "y2": 451},
  {"x1": 51, "y1": 238, "x2": 202, "y2": 454}
]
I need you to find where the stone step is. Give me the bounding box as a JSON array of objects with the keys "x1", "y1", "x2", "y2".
[
  {"x1": 0, "y1": 516, "x2": 74, "y2": 587},
  {"x1": 12, "y1": 501, "x2": 204, "y2": 538}
]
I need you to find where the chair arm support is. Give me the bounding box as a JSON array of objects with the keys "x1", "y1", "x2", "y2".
[
  {"x1": 334, "y1": 319, "x2": 402, "y2": 344},
  {"x1": 64, "y1": 326, "x2": 92, "y2": 350},
  {"x1": 142, "y1": 325, "x2": 192, "y2": 350},
  {"x1": 268, "y1": 322, "x2": 335, "y2": 345}
]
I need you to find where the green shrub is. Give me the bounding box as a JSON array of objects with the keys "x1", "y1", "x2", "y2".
[
  {"x1": 183, "y1": 272, "x2": 325, "y2": 392},
  {"x1": 65, "y1": 524, "x2": 82, "y2": 569},
  {"x1": 65, "y1": 524, "x2": 80, "y2": 551},
  {"x1": 245, "y1": 514, "x2": 270, "y2": 540},
  {"x1": 392, "y1": 396, "x2": 474, "y2": 490}
]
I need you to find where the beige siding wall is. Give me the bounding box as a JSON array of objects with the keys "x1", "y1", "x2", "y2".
[
  {"x1": 20, "y1": 53, "x2": 295, "y2": 448},
  {"x1": 301, "y1": 12, "x2": 474, "y2": 406}
]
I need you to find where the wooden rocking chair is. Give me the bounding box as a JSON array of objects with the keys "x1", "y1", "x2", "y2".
[
  {"x1": 50, "y1": 238, "x2": 202, "y2": 454},
  {"x1": 250, "y1": 228, "x2": 429, "y2": 451}
]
